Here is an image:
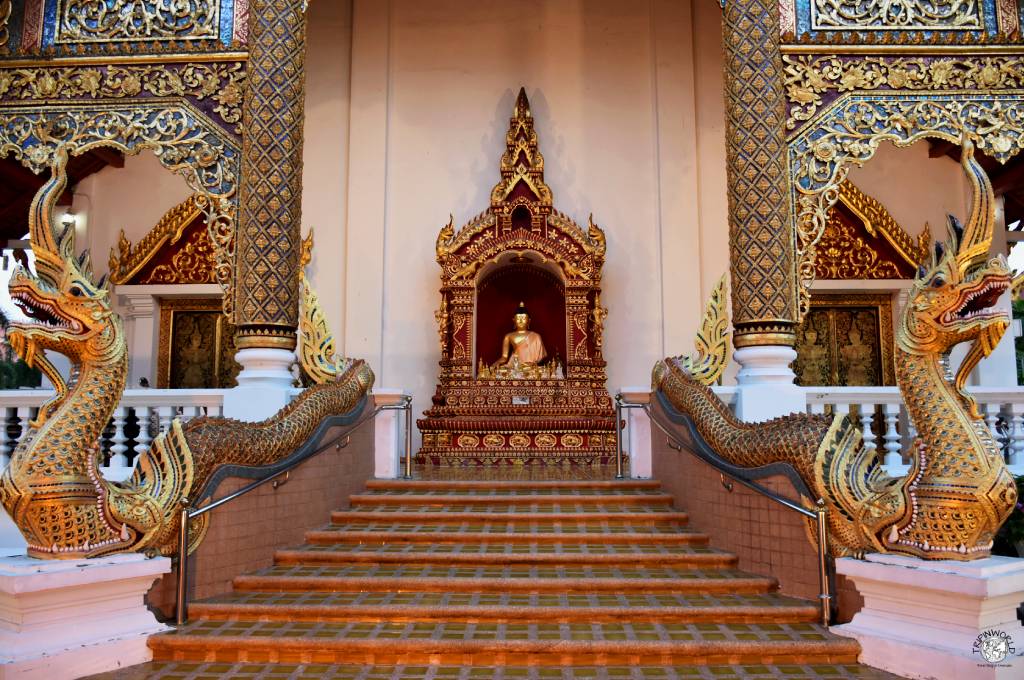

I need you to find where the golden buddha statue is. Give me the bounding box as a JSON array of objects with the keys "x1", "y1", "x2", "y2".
[{"x1": 478, "y1": 302, "x2": 561, "y2": 380}]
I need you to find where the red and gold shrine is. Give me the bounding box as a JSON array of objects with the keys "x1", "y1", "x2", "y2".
[{"x1": 417, "y1": 88, "x2": 617, "y2": 467}]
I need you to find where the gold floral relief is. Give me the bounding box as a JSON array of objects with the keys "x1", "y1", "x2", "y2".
[
  {"x1": 815, "y1": 215, "x2": 903, "y2": 279},
  {"x1": 0, "y1": 63, "x2": 245, "y2": 132},
  {"x1": 157, "y1": 299, "x2": 240, "y2": 389},
  {"x1": 794, "y1": 294, "x2": 894, "y2": 386},
  {"x1": 810, "y1": 0, "x2": 983, "y2": 32},
  {"x1": 56, "y1": 0, "x2": 219, "y2": 43}
]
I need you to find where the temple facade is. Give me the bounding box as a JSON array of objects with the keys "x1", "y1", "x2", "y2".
[{"x1": 1, "y1": 1, "x2": 1024, "y2": 679}]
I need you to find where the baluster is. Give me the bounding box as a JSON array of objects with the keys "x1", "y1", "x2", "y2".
[
  {"x1": 809, "y1": 402, "x2": 826, "y2": 416},
  {"x1": 983, "y1": 402, "x2": 1001, "y2": 447},
  {"x1": 157, "y1": 406, "x2": 174, "y2": 437},
  {"x1": 133, "y1": 406, "x2": 153, "y2": 462},
  {"x1": 1010, "y1": 406, "x2": 1024, "y2": 467},
  {"x1": 108, "y1": 406, "x2": 129, "y2": 469},
  {"x1": 0, "y1": 408, "x2": 9, "y2": 469},
  {"x1": 859, "y1": 403, "x2": 877, "y2": 452},
  {"x1": 15, "y1": 406, "x2": 32, "y2": 450},
  {"x1": 882, "y1": 403, "x2": 901, "y2": 469}
]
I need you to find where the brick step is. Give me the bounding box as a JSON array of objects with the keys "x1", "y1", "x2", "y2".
[
  {"x1": 339, "y1": 508, "x2": 689, "y2": 521},
  {"x1": 149, "y1": 620, "x2": 859, "y2": 665},
  {"x1": 348, "y1": 493, "x2": 674, "y2": 506},
  {"x1": 305, "y1": 527, "x2": 708, "y2": 545},
  {"x1": 365, "y1": 479, "x2": 662, "y2": 491},
  {"x1": 91, "y1": 661, "x2": 901, "y2": 680},
  {"x1": 273, "y1": 544, "x2": 736, "y2": 567},
  {"x1": 232, "y1": 566, "x2": 777, "y2": 595},
  {"x1": 189, "y1": 591, "x2": 816, "y2": 623}
]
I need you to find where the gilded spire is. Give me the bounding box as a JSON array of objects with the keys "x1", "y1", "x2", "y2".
[{"x1": 490, "y1": 87, "x2": 553, "y2": 222}]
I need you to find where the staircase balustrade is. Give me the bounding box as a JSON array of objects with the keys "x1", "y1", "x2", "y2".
[{"x1": 0, "y1": 388, "x2": 227, "y2": 481}]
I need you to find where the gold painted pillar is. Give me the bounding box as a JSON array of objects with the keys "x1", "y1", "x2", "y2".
[
  {"x1": 233, "y1": 0, "x2": 309, "y2": 353},
  {"x1": 721, "y1": 0, "x2": 799, "y2": 350}
]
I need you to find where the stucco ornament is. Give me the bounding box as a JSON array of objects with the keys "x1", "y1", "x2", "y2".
[
  {"x1": 655, "y1": 137, "x2": 1017, "y2": 560},
  {"x1": 0, "y1": 150, "x2": 373, "y2": 560}
]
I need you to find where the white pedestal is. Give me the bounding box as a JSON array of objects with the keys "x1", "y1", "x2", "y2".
[
  {"x1": 618, "y1": 387, "x2": 652, "y2": 479},
  {"x1": 733, "y1": 345, "x2": 805, "y2": 422},
  {"x1": 223, "y1": 347, "x2": 297, "y2": 421},
  {"x1": 834, "y1": 553, "x2": 1024, "y2": 679},
  {"x1": 0, "y1": 553, "x2": 171, "y2": 679},
  {"x1": 373, "y1": 390, "x2": 410, "y2": 478}
]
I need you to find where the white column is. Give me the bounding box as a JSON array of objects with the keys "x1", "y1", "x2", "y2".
[
  {"x1": 732, "y1": 345, "x2": 806, "y2": 422},
  {"x1": 117, "y1": 292, "x2": 158, "y2": 388},
  {"x1": 222, "y1": 348, "x2": 297, "y2": 421}
]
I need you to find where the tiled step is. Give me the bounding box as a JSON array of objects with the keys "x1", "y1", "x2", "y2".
[
  {"x1": 149, "y1": 620, "x2": 860, "y2": 665},
  {"x1": 306, "y1": 526, "x2": 705, "y2": 544},
  {"x1": 365, "y1": 479, "x2": 663, "y2": 491},
  {"x1": 189, "y1": 591, "x2": 818, "y2": 624},
  {"x1": 232, "y1": 564, "x2": 778, "y2": 594},
  {"x1": 273, "y1": 543, "x2": 736, "y2": 567},
  {"x1": 339, "y1": 507, "x2": 689, "y2": 520},
  {"x1": 89, "y1": 661, "x2": 901, "y2": 680},
  {"x1": 348, "y1": 493, "x2": 675, "y2": 505}
]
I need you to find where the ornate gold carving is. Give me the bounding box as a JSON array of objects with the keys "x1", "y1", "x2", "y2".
[
  {"x1": 56, "y1": 0, "x2": 219, "y2": 43},
  {"x1": 0, "y1": 63, "x2": 245, "y2": 132},
  {"x1": 815, "y1": 218, "x2": 902, "y2": 279},
  {"x1": 0, "y1": 152, "x2": 374, "y2": 559},
  {"x1": 157, "y1": 298, "x2": 239, "y2": 389},
  {"x1": 673, "y1": 275, "x2": 730, "y2": 387},
  {"x1": 234, "y1": 0, "x2": 308, "y2": 347},
  {"x1": 656, "y1": 138, "x2": 1016, "y2": 561},
  {"x1": 837, "y1": 180, "x2": 929, "y2": 269},
  {"x1": 298, "y1": 231, "x2": 350, "y2": 385},
  {"x1": 785, "y1": 55, "x2": 1024, "y2": 131},
  {"x1": 109, "y1": 194, "x2": 206, "y2": 284},
  {"x1": 723, "y1": 0, "x2": 798, "y2": 345},
  {"x1": 810, "y1": 0, "x2": 983, "y2": 32},
  {"x1": 0, "y1": 1, "x2": 11, "y2": 49},
  {"x1": 790, "y1": 93, "x2": 1024, "y2": 317}
]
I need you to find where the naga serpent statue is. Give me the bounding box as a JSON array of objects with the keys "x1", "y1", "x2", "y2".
[
  {"x1": 0, "y1": 148, "x2": 373, "y2": 560},
  {"x1": 655, "y1": 137, "x2": 1018, "y2": 561}
]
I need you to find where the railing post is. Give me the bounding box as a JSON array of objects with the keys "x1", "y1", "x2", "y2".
[
  {"x1": 175, "y1": 501, "x2": 191, "y2": 627},
  {"x1": 614, "y1": 394, "x2": 625, "y2": 479},
  {"x1": 403, "y1": 397, "x2": 413, "y2": 479},
  {"x1": 882, "y1": 403, "x2": 902, "y2": 471},
  {"x1": 815, "y1": 499, "x2": 831, "y2": 629},
  {"x1": 0, "y1": 407, "x2": 9, "y2": 469},
  {"x1": 1010, "y1": 404, "x2": 1024, "y2": 467}
]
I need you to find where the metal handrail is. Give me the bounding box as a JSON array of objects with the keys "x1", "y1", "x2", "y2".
[
  {"x1": 618, "y1": 392, "x2": 832, "y2": 629},
  {"x1": 175, "y1": 395, "x2": 412, "y2": 626}
]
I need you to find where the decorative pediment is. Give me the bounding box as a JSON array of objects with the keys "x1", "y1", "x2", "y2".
[
  {"x1": 815, "y1": 181, "x2": 930, "y2": 280},
  {"x1": 108, "y1": 194, "x2": 217, "y2": 285},
  {"x1": 435, "y1": 88, "x2": 606, "y2": 284}
]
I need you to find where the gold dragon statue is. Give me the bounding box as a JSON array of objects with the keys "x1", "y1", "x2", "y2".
[
  {"x1": 655, "y1": 137, "x2": 1018, "y2": 561},
  {"x1": 0, "y1": 147, "x2": 373, "y2": 560}
]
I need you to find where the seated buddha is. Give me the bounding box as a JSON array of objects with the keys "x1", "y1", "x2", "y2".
[{"x1": 478, "y1": 302, "x2": 561, "y2": 380}]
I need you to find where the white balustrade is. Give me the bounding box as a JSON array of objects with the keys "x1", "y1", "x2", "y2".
[
  {"x1": 805, "y1": 387, "x2": 1024, "y2": 477},
  {"x1": 0, "y1": 389, "x2": 227, "y2": 480}
]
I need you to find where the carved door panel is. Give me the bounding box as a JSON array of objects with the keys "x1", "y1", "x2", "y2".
[
  {"x1": 157, "y1": 298, "x2": 241, "y2": 389},
  {"x1": 794, "y1": 294, "x2": 895, "y2": 387}
]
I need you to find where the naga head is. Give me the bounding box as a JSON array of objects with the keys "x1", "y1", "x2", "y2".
[
  {"x1": 899, "y1": 136, "x2": 1011, "y2": 416},
  {"x1": 7, "y1": 147, "x2": 117, "y2": 422}
]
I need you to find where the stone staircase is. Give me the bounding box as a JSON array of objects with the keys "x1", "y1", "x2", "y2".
[{"x1": 131, "y1": 478, "x2": 894, "y2": 679}]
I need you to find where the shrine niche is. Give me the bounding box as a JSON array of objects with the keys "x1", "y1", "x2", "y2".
[
  {"x1": 418, "y1": 88, "x2": 616, "y2": 467},
  {"x1": 815, "y1": 181, "x2": 928, "y2": 280},
  {"x1": 158, "y1": 298, "x2": 240, "y2": 389},
  {"x1": 794, "y1": 293, "x2": 895, "y2": 387}
]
